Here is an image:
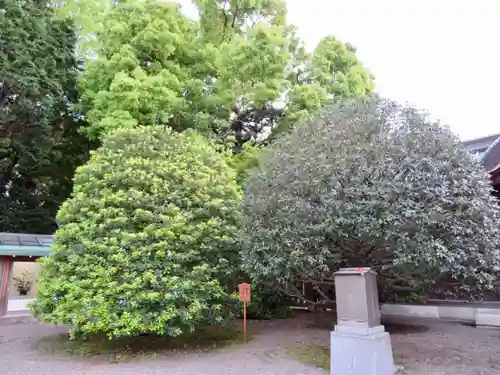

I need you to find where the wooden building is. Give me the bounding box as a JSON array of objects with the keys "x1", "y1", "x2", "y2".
[
  {"x1": 462, "y1": 132, "x2": 500, "y2": 198},
  {"x1": 0, "y1": 233, "x2": 52, "y2": 317}
]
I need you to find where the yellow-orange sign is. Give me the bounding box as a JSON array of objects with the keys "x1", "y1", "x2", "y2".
[
  {"x1": 238, "y1": 282, "x2": 251, "y2": 344},
  {"x1": 238, "y1": 282, "x2": 251, "y2": 302}
]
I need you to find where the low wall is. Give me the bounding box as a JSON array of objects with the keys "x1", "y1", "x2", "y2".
[
  {"x1": 4, "y1": 298, "x2": 500, "y2": 328},
  {"x1": 381, "y1": 303, "x2": 500, "y2": 328},
  {"x1": 7, "y1": 297, "x2": 35, "y2": 312}
]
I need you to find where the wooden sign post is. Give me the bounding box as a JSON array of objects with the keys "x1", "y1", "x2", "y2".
[{"x1": 238, "y1": 282, "x2": 251, "y2": 344}]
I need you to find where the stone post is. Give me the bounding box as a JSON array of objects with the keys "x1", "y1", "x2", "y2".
[{"x1": 330, "y1": 267, "x2": 396, "y2": 375}]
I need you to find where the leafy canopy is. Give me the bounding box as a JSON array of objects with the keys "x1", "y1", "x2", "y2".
[
  {"x1": 240, "y1": 97, "x2": 500, "y2": 304},
  {"x1": 73, "y1": 0, "x2": 374, "y2": 149},
  {"x1": 0, "y1": 0, "x2": 89, "y2": 233},
  {"x1": 32, "y1": 126, "x2": 242, "y2": 338}
]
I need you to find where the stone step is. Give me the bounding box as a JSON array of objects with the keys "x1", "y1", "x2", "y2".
[{"x1": 0, "y1": 311, "x2": 37, "y2": 324}]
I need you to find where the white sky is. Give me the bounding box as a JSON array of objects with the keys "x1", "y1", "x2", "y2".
[{"x1": 176, "y1": 0, "x2": 500, "y2": 141}]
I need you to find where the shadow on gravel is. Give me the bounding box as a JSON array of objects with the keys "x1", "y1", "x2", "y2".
[
  {"x1": 384, "y1": 322, "x2": 429, "y2": 335},
  {"x1": 34, "y1": 324, "x2": 254, "y2": 363}
]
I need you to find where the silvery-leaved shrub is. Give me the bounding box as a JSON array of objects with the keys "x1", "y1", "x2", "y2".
[
  {"x1": 32, "y1": 126, "x2": 242, "y2": 338},
  {"x1": 240, "y1": 97, "x2": 500, "y2": 304}
]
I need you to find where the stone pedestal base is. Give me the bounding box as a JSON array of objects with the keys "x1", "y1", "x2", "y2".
[{"x1": 330, "y1": 325, "x2": 396, "y2": 375}]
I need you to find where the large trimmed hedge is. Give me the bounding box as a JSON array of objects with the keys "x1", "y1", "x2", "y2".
[
  {"x1": 32, "y1": 126, "x2": 242, "y2": 338},
  {"x1": 240, "y1": 97, "x2": 500, "y2": 304}
]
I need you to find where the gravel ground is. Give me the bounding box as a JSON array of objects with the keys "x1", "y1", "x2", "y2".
[
  {"x1": 1, "y1": 313, "x2": 500, "y2": 375},
  {"x1": 294, "y1": 312, "x2": 500, "y2": 375},
  {"x1": 389, "y1": 319, "x2": 500, "y2": 375},
  {"x1": 0, "y1": 319, "x2": 327, "y2": 375}
]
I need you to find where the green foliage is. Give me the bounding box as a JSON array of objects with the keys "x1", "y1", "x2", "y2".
[
  {"x1": 311, "y1": 37, "x2": 373, "y2": 99},
  {"x1": 281, "y1": 34, "x2": 374, "y2": 129},
  {"x1": 226, "y1": 143, "x2": 263, "y2": 184},
  {"x1": 241, "y1": 97, "x2": 500, "y2": 304},
  {"x1": 0, "y1": 0, "x2": 90, "y2": 233},
  {"x1": 244, "y1": 284, "x2": 293, "y2": 320},
  {"x1": 32, "y1": 126, "x2": 242, "y2": 339},
  {"x1": 195, "y1": 0, "x2": 287, "y2": 44},
  {"x1": 70, "y1": 0, "x2": 373, "y2": 149},
  {"x1": 77, "y1": 0, "x2": 198, "y2": 140},
  {"x1": 51, "y1": 0, "x2": 118, "y2": 57}
]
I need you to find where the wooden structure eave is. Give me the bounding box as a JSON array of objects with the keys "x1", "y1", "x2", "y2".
[
  {"x1": 491, "y1": 166, "x2": 500, "y2": 186},
  {"x1": 0, "y1": 232, "x2": 52, "y2": 257},
  {"x1": 0, "y1": 245, "x2": 51, "y2": 257}
]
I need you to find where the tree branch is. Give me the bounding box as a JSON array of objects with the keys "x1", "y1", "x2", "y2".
[
  {"x1": 280, "y1": 283, "x2": 318, "y2": 305},
  {"x1": 313, "y1": 285, "x2": 335, "y2": 302},
  {"x1": 0, "y1": 140, "x2": 18, "y2": 197},
  {"x1": 231, "y1": 0, "x2": 240, "y2": 28},
  {"x1": 221, "y1": 0, "x2": 229, "y2": 42}
]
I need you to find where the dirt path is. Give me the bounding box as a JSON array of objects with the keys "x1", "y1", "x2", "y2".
[{"x1": 1, "y1": 314, "x2": 500, "y2": 375}]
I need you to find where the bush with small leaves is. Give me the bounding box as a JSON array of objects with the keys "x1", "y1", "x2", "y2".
[
  {"x1": 32, "y1": 126, "x2": 242, "y2": 338},
  {"x1": 243, "y1": 284, "x2": 293, "y2": 320},
  {"x1": 240, "y1": 97, "x2": 500, "y2": 304}
]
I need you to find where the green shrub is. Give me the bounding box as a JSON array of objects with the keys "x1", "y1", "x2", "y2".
[
  {"x1": 244, "y1": 284, "x2": 293, "y2": 320},
  {"x1": 226, "y1": 143, "x2": 264, "y2": 185},
  {"x1": 32, "y1": 126, "x2": 242, "y2": 339},
  {"x1": 240, "y1": 97, "x2": 500, "y2": 304}
]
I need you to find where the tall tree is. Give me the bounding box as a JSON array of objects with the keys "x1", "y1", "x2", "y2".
[
  {"x1": 0, "y1": 0, "x2": 89, "y2": 233},
  {"x1": 50, "y1": 0, "x2": 119, "y2": 57},
  {"x1": 194, "y1": 0, "x2": 287, "y2": 44},
  {"x1": 74, "y1": 0, "x2": 374, "y2": 150}
]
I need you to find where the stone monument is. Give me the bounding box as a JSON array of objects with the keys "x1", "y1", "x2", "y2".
[{"x1": 330, "y1": 267, "x2": 396, "y2": 375}]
